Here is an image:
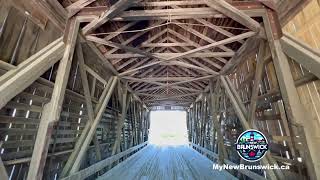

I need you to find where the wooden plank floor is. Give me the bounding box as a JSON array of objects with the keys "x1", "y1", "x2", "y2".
[{"x1": 98, "y1": 145, "x2": 237, "y2": 180}]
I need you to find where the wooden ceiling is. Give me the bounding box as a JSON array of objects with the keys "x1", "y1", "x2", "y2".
[{"x1": 57, "y1": 0, "x2": 307, "y2": 109}]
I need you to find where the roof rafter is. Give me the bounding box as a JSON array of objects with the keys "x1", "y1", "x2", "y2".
[{"x1": 82, "y1": 0, "x2": 137, "y2": 34}]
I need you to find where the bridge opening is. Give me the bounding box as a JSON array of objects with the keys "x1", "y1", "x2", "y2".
[
  {"x1": 1, "y1": 0, "x2": 320, "y2": 179},
  {"x1": 149, "y1": 110, "x2": 188, "y2": 146}
]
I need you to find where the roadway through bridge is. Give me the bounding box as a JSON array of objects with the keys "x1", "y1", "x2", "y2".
[{"x1": 98, "y1": 145, "x2": 236, "y2": 180}]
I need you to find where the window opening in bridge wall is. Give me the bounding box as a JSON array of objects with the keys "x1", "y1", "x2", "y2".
[{"x1": 149, "y1": 110, "x2": 187, "y2": 146}]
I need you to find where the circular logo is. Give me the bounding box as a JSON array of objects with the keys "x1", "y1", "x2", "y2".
[{"x1": 235, "y1": 129, "x2": 268, "y2": 162}]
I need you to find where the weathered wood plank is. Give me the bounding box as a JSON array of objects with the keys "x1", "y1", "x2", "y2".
[
  {"x1": 0, "y1": 38, "x2": 64, "y2": 109},
  {"x1": 26, "y1": 18, "x2": 79, "y2": 180}
]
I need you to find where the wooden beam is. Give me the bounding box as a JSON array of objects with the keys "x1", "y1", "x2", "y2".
[
  {"x1": 263, "y1": 11, "x2": 320, "y2": 180},
  {"x1": 166, "y1": 33, "x2": 225, "y2": 69},
  {"x1": 137, "y1": 92, "x2": 199, "y2": 98},
  {"x1": 119, "y1": 31, "x2": 255, "y2": 76},
  {"x1": 248, "y1": 40, "x2": 266, "y2": 126},
  {"x1": 209, "y1": 79, "x2": 226, "y2": 164},
  {"x1": 220, "y1": 75, "x2": 282, "y2": 180},
  {"x1": 60, "y1": 43, "x2": 103, "y2": 178},
  {"x1": 86, "y1": 36, "x2": 166, "y2": 61},
  {"x1": 163, "y1": 61, "x2": 217, "y2": 75},
  {"x1": 165, "y1": 31, "x2": 256, "y2": 61},
  {"x1": 124, "y1": 76, "x2": 196, "y2": 82},
  {"x1": 141, "y1": 42, "x2": 191, "y2": 47},
  {"x1": 133, "y1": 1, "x2": 205, "y2": 7},
  {"x1": 66, "y1": 0, "x2": 96, "y2": 18},
  {"x1": 136, "y1": 85, "x2": 202, "y2": 93},
  {"x1": 143, "y1": 94, "x2": 197, "y2": 102},
  {"x1": 129, "y1": 75, "x2": 213, "y2": 93},
  {"x1": 105, "y1": 52, "x2": 234, "y2": 59},
  {"x1": 78, "y1": 7, "x2": 264, "y2": 21},
  {"x1": 82, "y1": 0, "x2": 136, "y2": 34},
  {"x1": 195, "y1": 18, "x2": 244, "y2": 44},
  {"x1": 173, "y1": 20, "x2": 234, "y2": 52},
  {"x1": 27, "y1": 18, "x2": 80, "y2": 180},
  {"x1": 0, "y1": 38, "x2": 64, "y2": 110},
  {"x1": 220, "y1": 35, "x2": 260, "y2": 74},
  {"x1": 111, "y1": 82, "x2": 130, "y2": 156},
  {"x1": 280, "y1": 33, "x2": 320, "y2": 80},
  {"x1": 61, "y1": 142, "x2": 148, "y2": 180},
  {"x1": 205, "y1": 0, "x2": 261, "y2": 32},
  {"x1": 68, "y1": 77, "x2": 117, "y2": 174}
]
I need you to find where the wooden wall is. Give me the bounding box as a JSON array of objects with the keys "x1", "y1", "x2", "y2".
[
  {"x1": 0, "y1": 1, "x2": 150, "y2": 179},
  {"x1": 283, "y1": 0, "x2": 320, "y2": 133},
  {"x1": 188, "y1": 1, "x2": 320, "y2": 179}
]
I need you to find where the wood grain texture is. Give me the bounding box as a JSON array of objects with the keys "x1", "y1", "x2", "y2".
[{"x1": 99, "y1": 145, "x2": 236, "y2": 180}]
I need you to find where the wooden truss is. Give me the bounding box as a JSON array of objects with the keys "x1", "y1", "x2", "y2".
[{"x1": 1, "y1": 0, "x2": 320, "y2": 179}]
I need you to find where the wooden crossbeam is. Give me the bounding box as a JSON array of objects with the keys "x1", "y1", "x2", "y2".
[
  {"x1": 248, "y1": 40, "x2": 266, "y2": 126},
  {"x1": 111, "y1": 82, "x2": 130, "y2": 156},
  {"x1": 114, "y1": 28, "x2": 167, "y2": 69},
  {"x1": 105, "y1": 20, "x2": 166, "y2": 57},
  {"x1": 281, "y1": 33, "x2": 320, "y2": 79},
  {"x1": 0, "y1": 38, "x2": 64, "y2": 110},
  {"x1": 78, "y1": 7, "x2": 264, "y2": 21},
  {"x1": 137, "y1": 92, "x2": 198, "y2": 98},
  {"x1": 124, "y1": 76, "x2": 195, "y2": 82},
  {"x1": 195, "y1": 18, "x2": 244, "y2": 44},
  {"x1": 133, "y1": 1, "x2": 206, "y2": 7},
  {"x1": 166, "y1": 31, "x2": 256, "y2": 61},
  {"x1": 209, "y1": 79, "x2": 227, "y2": 164},
  {"x1": 82, "y1": 0, "x2": 136, "y2": 34},
  {"x1": 167, "y1": 29, "x2": 228, "y2": 64},
  {"x1": 220, "y1": 75, "x2": 282, "y2": 180},
  {"x1": 141, "y1": 42, "x2": 191, "y2": 47},
  {"x1": 66, "y1": 0, "x2": 96, "y2": 17},
  {"x1": 263, "y1": 11, "x2": 319, "y2": 180},
  {"x1": 167, "y1": 39, "x2": 223, "y2": 70},
  {"x1": 127, "y1": 75, "x2": 212, "y2": 88},
  {"x1": 27, "y1": 18, "x2": 80, "y2": 180},
  {"x1": 68, "y1": 77, "x2": 118, "y2": 175},
  {"x1": 116, "y1": 33, "x2": 168, "y2": 70},
  {"x1": 163, "y1": 61, "x2": 217, "y2": 75},
  {"x1": 143, "y1": 93, "x2": 197, "y2": 102},
  {"x1": 60, "y1": 43, "x2": 104, "y2": 177},
  {"x1": 204, "y1": 0, "x2": 261, "y2": 32},
  {"x1": 173, "y1": 20, "x2": 234, "y2": 52},
  {"x1": 119, "y1": 31, "x2": 255, "y2": 76},
  {"x1": 220, "y1": 35, "x2": 260, "y2": 74},
  {"x1": 86, "y1": 35, "x2": 166, "y2": 61},
  {"x1": 105, "y1": 52, "x2": 234, "y2": 59}
]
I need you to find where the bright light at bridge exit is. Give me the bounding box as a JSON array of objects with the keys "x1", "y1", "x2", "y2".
[{"x1": 149, "y1": 111, "x2": 188, "y2": 146}]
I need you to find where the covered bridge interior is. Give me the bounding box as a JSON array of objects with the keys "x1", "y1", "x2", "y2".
[{"x1": 0, "y1": 0, "x2": 320, "y2": 179}]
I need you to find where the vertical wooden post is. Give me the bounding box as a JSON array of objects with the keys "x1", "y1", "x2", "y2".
[
  {"x1": 68, "y1": 76, "x2": 117, "y2": 174},
  {"x1": 111, "y1": 82, "x2": 129, "y2": 155},
  {"x1": 77, "y1": 43, "x2": 102, "y2": 161},
  {"x1": 221, "y1": 75, "x2": 283, "y2": 180},
  {"x1": 27, "y1": 18, "x2": 80, "y2": 180},
  {"x1": 263, "y1": 10, "x2": 320, "y2": 180},
  {"x1": 248, "y1": 40, "x2": 266, "y2": 127},
  {"x1": 60, "y1": 43, "x2": 114, "y2": 178},
  {"x1": 209, "y1": 79, "x2": 226, "y2": 164}
]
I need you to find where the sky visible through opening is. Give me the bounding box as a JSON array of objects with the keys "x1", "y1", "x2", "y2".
[{"x1": 149, "y1": 110, "x2": 188, "y2": 146}]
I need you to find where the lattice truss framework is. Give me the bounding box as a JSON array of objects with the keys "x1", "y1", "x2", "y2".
[{"x1": 65, "y1": 0, "x2": 269, "y2": 108}]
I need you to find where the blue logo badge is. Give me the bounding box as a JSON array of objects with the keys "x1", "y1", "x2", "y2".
[{"x1": 235, "y1": 129, "x2": 268, "y2": 162}]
